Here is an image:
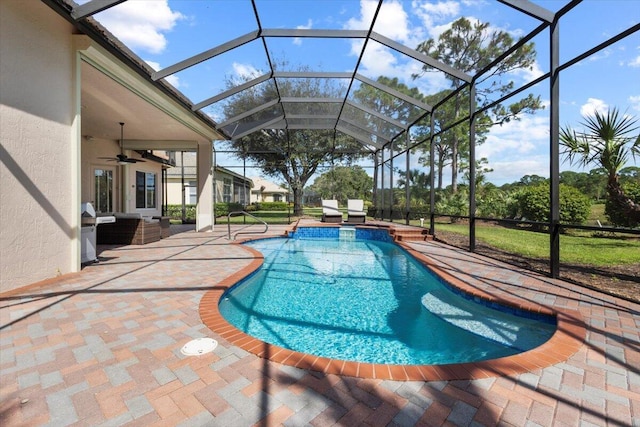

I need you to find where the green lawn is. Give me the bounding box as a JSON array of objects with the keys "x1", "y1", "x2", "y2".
[
  {"x1": 586, "y1": 203, "x2": 607, "y2": 226},
  {"x1": 433, "y1": 222, "x2": 640, "y2": 266}
]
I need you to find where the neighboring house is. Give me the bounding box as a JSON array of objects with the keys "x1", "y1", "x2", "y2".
[
  {"x1": 166, "y1": 152, "x2": 253, "y2": 206},
  {"x1": 250, "y1": 177, "x2": 291, "y2": 204},
  {"x1": 1, "y1": 1, "x2": 224, "y2": 292}
]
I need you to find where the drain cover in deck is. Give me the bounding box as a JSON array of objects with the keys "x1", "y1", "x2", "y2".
[{"x1": 181, "y1": 338, "x2": 218, "y2": 356}]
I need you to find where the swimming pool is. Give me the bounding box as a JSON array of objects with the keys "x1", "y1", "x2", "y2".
[{"x1": 218, "y1": 229, "x2": 557, "y2": 365}]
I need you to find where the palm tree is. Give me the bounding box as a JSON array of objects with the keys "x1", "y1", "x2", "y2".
[{"x1": 560, "y1": 108, "x2": 640, "y2": 225}]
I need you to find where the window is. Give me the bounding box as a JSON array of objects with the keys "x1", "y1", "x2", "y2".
[
  {"x1": 94, "y1": 168, "x2": 114, "y2": 212},
  {"x1": 233, "y1": 179, "x2": 247, "y2": 205},
  {"x1": 135, "y1": 171, "x2": 156, "y2": 208},
  {"x1": 223, "y1": 178, "x2": 231, "y2": 203},
  {"x1": 273, "y1": 194, "x2": 282, "y2": 202}
]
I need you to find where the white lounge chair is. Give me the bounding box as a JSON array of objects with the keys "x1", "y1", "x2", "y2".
[
  {"x1": 347, "y1": 199, "x2": 366, "y2": 223},
  {"x1": 321, "y1": 199, "x2": 343, "y2": 223}
]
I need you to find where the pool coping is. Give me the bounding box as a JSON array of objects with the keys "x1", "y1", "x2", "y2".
[{"x1": 199, "y1": 225, "x2": 586, "y2": 381}]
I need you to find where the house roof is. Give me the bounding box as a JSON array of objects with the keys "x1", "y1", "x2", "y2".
[{"x1": 250, "y1": 177, "x2": 290, "y2": 194}]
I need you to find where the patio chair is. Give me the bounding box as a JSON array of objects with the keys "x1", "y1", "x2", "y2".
[
  {"x1": 347, "y1": 199, "x2": 366, "y2": 224},
  {"x1": 321, "y1": 199, "x2": 343, "y2": 223}
]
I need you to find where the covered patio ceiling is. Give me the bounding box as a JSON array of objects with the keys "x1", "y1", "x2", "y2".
[
  {"x1": 48, "y1": 0, "x2": 572, "y2": 155},
  {"x1": 80, "y1": 60, "x2": 220, "y2": 150}
]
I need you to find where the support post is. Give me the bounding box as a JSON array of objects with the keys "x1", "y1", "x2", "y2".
[
  {"x1": 196, "y1": 141, "x2": 214, "y2": 232},
  {"x1": 469, "y1": 84, "x2": 477, "y2": 252},
  {"x1": 549, "y1": 18, "x2": 561, "y2": 278},
  {"x1": 429, "y1": 113, "x2": 436, "y2": 235},
  {"x1": 380, "y1": 148, "x2": 385, "y2": 220},
  {"x1": 389, "y1": 142, "x2": 394, "y2": 222},
  {"x1": 405, "y1": 131, "x2": 411, "y2": 225},
  {"x1": 181, "y1": 151, "x2": 186, "y2": 223},
  {"x1": 372, "y1": 151, "x2": 379, "y2": 218}
]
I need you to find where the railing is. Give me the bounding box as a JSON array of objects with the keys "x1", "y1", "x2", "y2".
[{"x1": 227, "y1": 211, "x2": 269, "y2": 240}]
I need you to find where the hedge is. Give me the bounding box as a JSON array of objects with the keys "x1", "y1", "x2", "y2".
[
  {"x1": 166, "y1": 204, "x2": 196, "y2": 221},
  {"x1": 251, "y1": 202, "x2": 290, "y2": 211}
]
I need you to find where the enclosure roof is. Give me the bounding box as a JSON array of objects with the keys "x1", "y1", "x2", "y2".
[{"x1": 49, "y1": 0, "x2": 586, "y2": 152}]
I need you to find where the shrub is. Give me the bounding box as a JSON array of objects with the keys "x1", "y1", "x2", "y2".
[
  {"x1": 477, "y1": 188, "x2": 511, "y2": 218},
  {"x1": 214, "y1": 202, "x2": 244, "y2": 217},
  {"x1": 605, "y1": 181, "x2": 640, "y2": 227},
  {"x1": 166, "y1": 204, "x2": 196, "y2": 221},
  {"x1": 434, "y1": 188, "x2": 469, "y2": 218},
  {"x1": 256, "y1": 202, "x2": 289, "y2": 211},
  {"x1": 511, "y1": 184, "x2": 591, "y2": 224}
]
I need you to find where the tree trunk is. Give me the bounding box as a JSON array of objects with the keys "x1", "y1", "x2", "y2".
[
  {"x1": 607, "y1": 175, "x2": 640, "y2": 225},
  {"x1": 292, "y1": 186, "x2": 303, "y2": 216},
  {"x1": 437, "y1": 153, "x2": 444, "y2": 190},
  {"x1": 451, "y1": 139, "x2": 458, "y2": 193}
]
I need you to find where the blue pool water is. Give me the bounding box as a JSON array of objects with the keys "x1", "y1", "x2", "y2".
[{"x1": 219, "y1": 230, "x2": 556, "y2": 365}]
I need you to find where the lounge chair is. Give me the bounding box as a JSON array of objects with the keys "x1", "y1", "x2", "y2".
[
  {"x1": 321, "y1": 199, "x2": 343, "y2": 223},
  {"x1": 347, "y1": 199, "x2": 366, "y2": 224}
]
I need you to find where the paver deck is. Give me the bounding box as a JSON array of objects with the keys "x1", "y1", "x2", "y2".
[{"x1": 1, "y1": 222, "x2": 638, "y2": 426}]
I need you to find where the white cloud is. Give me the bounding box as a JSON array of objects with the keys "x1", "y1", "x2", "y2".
[
  {"x1": 358, "y1": 42, "x2": 400, "y2": 77},
  {"x1": 580, "y1": 98, "x2": 608, "y2": 117},
  {"x1": 293, "y1": 19, "x2": 313, "y2": 46},
  {"x1": 475, "y1": 113, "x2": 551, "y2": 184},
  {"x1": 629, "y1": 95, "x2": 640, "y2": 112},
  {"x1": 588, "y1": 49, "x2": 612, "y2": 62},
  {"x1": 232, "y1": 62, "x2": 261, "y2": 82},
  {"x1": 510, "y1": 60, "x2": 544, "y2": 84},
  {"x1": 347, "y1": 0, "x2": 413, "y2": 41},
  {"x1": 96, "y1": 0, "x2": 183, "y2": 54},
  {"x1": 375, "y1": 0, "x2": 421, "y2": 45},
  {"x1": 628, "y1": 55, "x2": 640, "y2": 67},
  {"x1": 145, "y1": 60, "x2": 180, "y2": 88},
  {"x1": 478, "y1": 114, "x2": 549, "y2": 159},
  {"x1": 411, "y1": 0, "x2": 460, "y2": 39},
  {"x1": 486, "y1": 157, "x2": 549, "y2": 184},
  {"x1": 345, "y1": 1, "x2": 435, "y2": 85}
]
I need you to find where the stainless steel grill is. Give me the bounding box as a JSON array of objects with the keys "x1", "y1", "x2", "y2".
[{"x1": 81, "y1": 203, "x2": 115, "y2": 264}]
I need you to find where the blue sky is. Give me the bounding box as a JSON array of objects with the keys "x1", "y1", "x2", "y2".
[{"x1": 87, "y1": 0, "x2": 640, "y2": 186}]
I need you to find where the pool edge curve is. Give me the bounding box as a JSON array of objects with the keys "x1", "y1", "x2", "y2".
[{"x1": 199, "y1": 231, "x2": 587, "y2": 381}]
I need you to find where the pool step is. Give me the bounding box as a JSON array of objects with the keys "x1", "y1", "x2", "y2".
[{"x1": 391, "y1": 228, "x2": 433, "y2": 242}]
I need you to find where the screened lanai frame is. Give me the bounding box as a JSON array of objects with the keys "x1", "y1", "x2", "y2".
[{"x1": 59, "y1": 0, "x2": 639, "y2": 279}]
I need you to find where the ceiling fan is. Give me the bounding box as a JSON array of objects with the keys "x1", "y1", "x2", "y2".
[{"x1": 99, "y1": 122, "x2": 145, "y2": 164}]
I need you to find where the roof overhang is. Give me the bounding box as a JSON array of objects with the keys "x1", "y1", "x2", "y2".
[{"x1": 76, "y1": 35, "x2": 225, "y2": 146}]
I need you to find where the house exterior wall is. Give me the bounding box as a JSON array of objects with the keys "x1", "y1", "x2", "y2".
[
  {"x1": 166, "y1": 172, "x2": 250, "y2": 206},
  {"x1": 166, "y1": 180, "x2": 189, "y2": 205},
  {"x1": 1, "y1": 1, "x2": 77, "y2": 292},
  {"x1": 250, "y1": 192, "x2": 284, "y2": 203},
  {"x1": 248, "y1": 178, "x2": 290, "y2": 204}
]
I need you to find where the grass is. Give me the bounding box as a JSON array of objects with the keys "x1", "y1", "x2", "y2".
[
  {"x1": 432, "y1": 222, "x2": 640, "y2": 266},
  {"x1": 586, "y1": 203, "x2": 609, "y2": 227}
]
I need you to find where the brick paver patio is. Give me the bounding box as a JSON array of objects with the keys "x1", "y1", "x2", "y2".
[{"x1": 1, "y1": 222, "x2": 638, "y2": 426}]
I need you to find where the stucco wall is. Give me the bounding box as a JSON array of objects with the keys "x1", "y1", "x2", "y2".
[
  {"x1": 166, "y1": 180, "x2": 194, "y2": 205},
  {"x1": 0, "y1": 1, "x2": 76, "y2": 292}
]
